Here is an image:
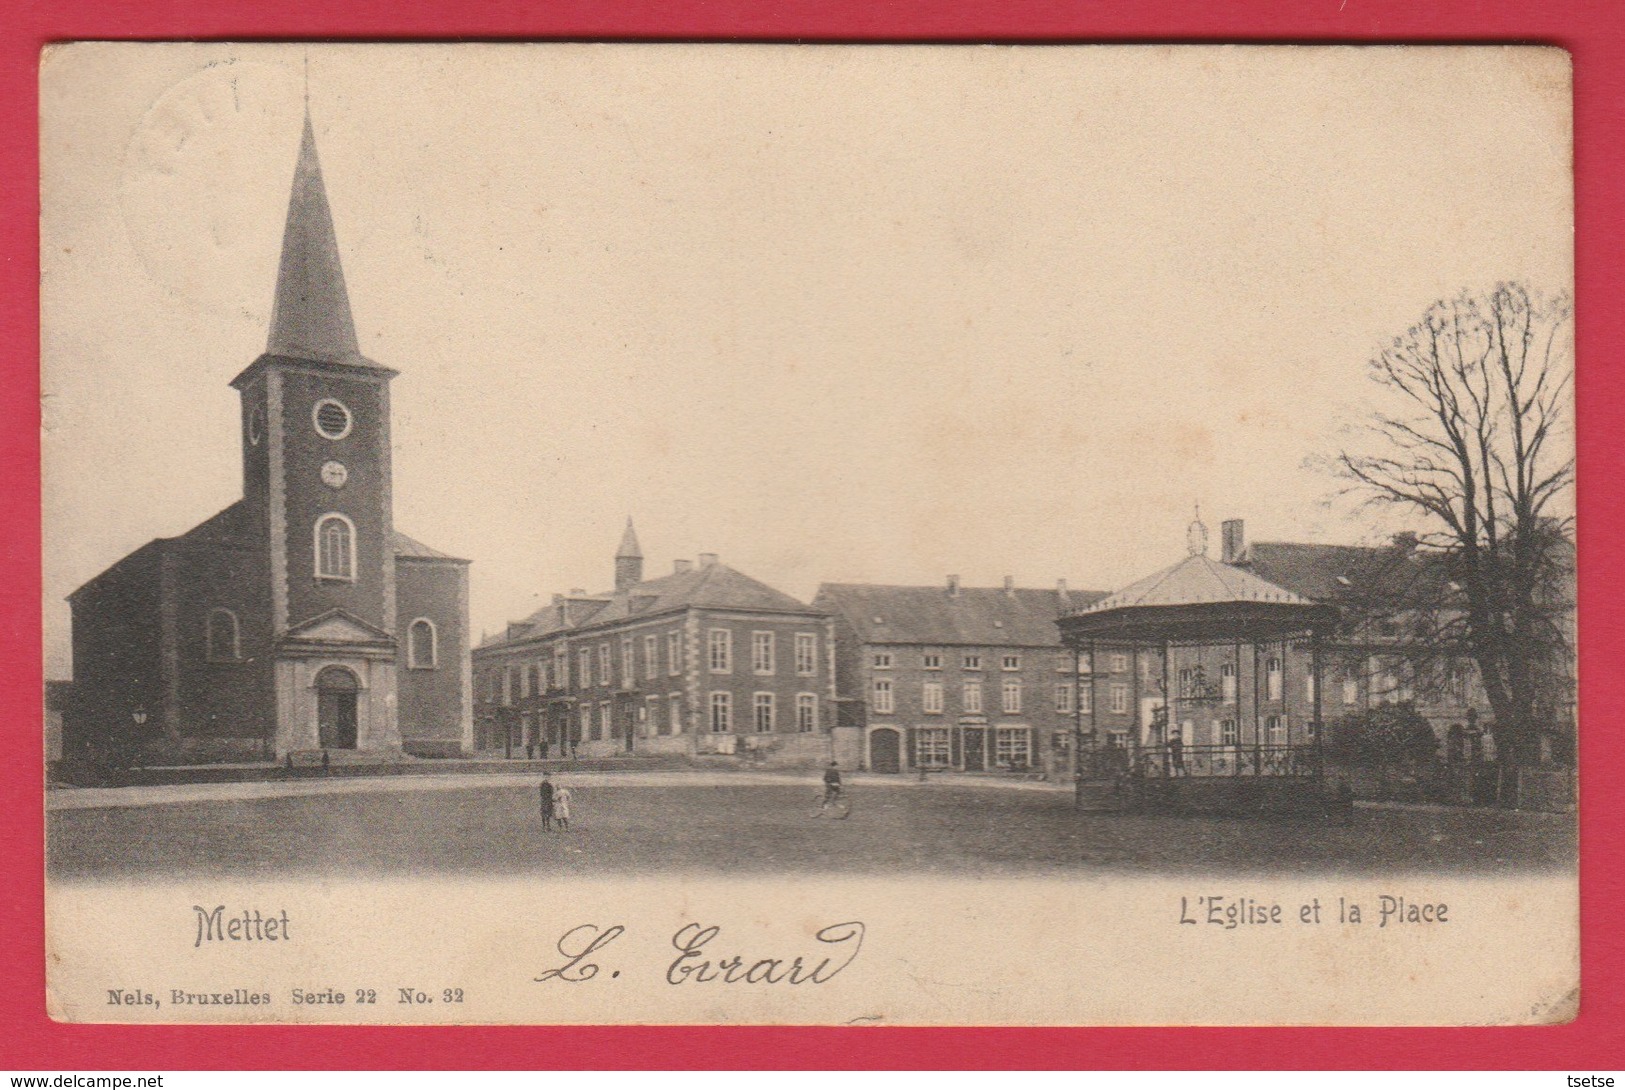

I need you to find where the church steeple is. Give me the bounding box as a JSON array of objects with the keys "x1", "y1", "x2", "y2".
[
  {"x1": 614, "y1": 518, "x2": 644, "y2": 590},
  {"x1": 266, "y1": 111, "x2": 360, "y2": 364}
]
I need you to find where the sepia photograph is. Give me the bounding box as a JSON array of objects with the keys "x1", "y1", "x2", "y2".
[{"x1": 41, "y1": 42, "x2": 1576, "y2": 1026}]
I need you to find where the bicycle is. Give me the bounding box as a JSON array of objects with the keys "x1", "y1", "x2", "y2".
[{"x1": 811, "y1": 786, "x2": 852, "y2": 819}]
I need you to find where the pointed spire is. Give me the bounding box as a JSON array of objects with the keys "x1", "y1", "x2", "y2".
[
  {"x1": 616, "y1": 517, "x2": 643, "y2": 559},
  {"x1": 267, "y1": 110, "x2": 359, "y2": 364},
  {"x1": 1186, "y1": 502, "x2": 1209, "y2": 557}
]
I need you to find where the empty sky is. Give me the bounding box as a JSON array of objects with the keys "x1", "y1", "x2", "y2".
[{"x1": 41, "y1": 44, "x2": 1572, "y2": 674}]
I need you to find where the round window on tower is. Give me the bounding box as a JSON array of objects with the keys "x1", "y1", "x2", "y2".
[{"x1": 312, "y1": 398, "x2": 353, "y2": 440}]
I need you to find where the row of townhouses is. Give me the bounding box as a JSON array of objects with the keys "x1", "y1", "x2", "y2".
[{"x1": 471, "y1": 517, "x2": 1507, "y2": 776}]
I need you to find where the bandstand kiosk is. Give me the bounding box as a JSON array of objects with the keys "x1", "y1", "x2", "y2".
[{"x1": 1057, "y1": 517, "x2": 1341, "y2": 817}]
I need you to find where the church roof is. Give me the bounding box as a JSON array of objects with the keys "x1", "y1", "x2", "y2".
[
  {"x1": 266, "y1": 113, "x2": 361, "y2": 365},
  {"x1": 615, "y1": 518, "x2": 643, "y2": 559}
]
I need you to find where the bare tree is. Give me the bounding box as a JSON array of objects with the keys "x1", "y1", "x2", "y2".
[{"x1": 1338, "y1": 283, "x2": 1574, "y2": 772}]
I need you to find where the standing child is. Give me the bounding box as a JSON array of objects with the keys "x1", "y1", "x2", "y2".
[
  {"x1": 553, "y1": 783, "x2": 573, "y2": 831},
  {"x1": 538, "y1": 772, "x2": 555, "y2": 832}
]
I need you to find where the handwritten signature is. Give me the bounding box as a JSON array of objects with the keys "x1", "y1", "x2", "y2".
[{"x1": 534, "y1": 921, "x2": 866, "y2": 986}]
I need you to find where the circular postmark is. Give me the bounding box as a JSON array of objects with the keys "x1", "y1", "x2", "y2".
[{"x1": 119, "y1": 60, "x2": 303, "y2": 319}]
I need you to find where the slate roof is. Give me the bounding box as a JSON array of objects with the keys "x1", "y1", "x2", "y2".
[
  {"x1": 1241, "y1": 541, "x2": 1435, "y2": 605},
  {"x1": 393, "y1": 530, "x2": 467, "y2": 562},
  {"x1": 267, "y1": 113, "x2": 360, "y2": 365},
  {"x1": 814, "y1": 584, "x2": 1107, "y2": 648},
  {"x1": 482, "y1": 563, "x2": 821, "y2": 651}
]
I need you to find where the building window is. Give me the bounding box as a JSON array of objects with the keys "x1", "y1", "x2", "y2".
[
  {"x1": 553, "y1": 647, "x2": 567, "y2": 689},
  {"x1": 963, "y1": 680, "x2": 982, "y2": 714},
  {"x1": 795, "y1": 633, "x2": 817, "y2": 676},
  {"x1": 1267, "y1": 715, "x2": 1285, "y2": 743},
  {"x1": 1002, "y1": 679, "x2": 1022, "y2": 714},
  {"x1": 1220, "y1": 718, "x2": 1238, "y2": 746},
  {"x1": 709, "y1": 691, "x2": 732, "y2": 733},
  {"x1": 995, "y1": 727, "x2": 1031, "y2": 769},
  {"x1": 404, "y1": 618, "x2": 437, "y2": 669},
  {"x1": 1110, "y1": 653, "x2": 1128, "y2": 673},
  {"x1": 796, "y1": 693, "x2": 817, "y2": 733},
  {"x1": 1343, "y1": 675, "x2": 1358, "y2": 706},
  {"x1": 1306, "y1": 674, "x2": 1316, "y2": 703},
  {"x1": 620, "y1": 637, "x2": 634, "y2": 687},
  {"x1": 1055, "y1": 682, "x2": 1073, "y2": 714},
  {"x1": 579, "y1": 703, "x2": 592, "y2": 742},
  {"x1": 314, "y1": 513, "x2": 355, "y2": 580},
  {"x1": 752, "y1": 631, "x2": 776, "y2": 675},
  {"x1": 599, "y1": 702, "x2": 612, "y2": 741},
  {"x1": 918, "y1": 727, "x2": 951, "y2": 768},
  {"x1": 963, "y1": 653, "x2": 982, "y2": 671},
  {"x1": 1002, "y1": 654, "x2": 1021, "y2": 671},
  {"x1": 205, "y1": 608, "x2": 241, "y2": 662},
  {"x1": 1110, "y1": 684, "x2": 1128, "y2": 714},
  {"x1": 598, "y1": 644, "x2": 612, "y2": 687},
  {"x1": 922, "y1": 681, "x2": 944, "y2": 714},
  {"x1": 872, "y1": 677, "x2": 894, "y2": 714},
  {"x1": 669, "y1": 694, "x2": 684, "y2": 735},
  {"x1": 923, "y1": 653, "x2": 942, "y2": 671},
  {"x1": 644, "y1": 634, "x2": 659, "y2": 680},
  {"x1": 754, "y1": 692, "x2": 775, "y2": 733},
  {"x1": 1079, "y1": 685, "x2": 1092, "y2": 714},
  {"x1": 872, "y1": 652, "x2": 893, "y2": 669},
  {"x1": 668, "y1": 631, "x2": 683, "y2": 676},
  {"x1": 578, "y1": 649, "x2": 592, "y2": 688},
  {"x1": 247, "y1": 406, "x2": 265, "y2": 446},
  {"x1": 519, "y1": 663, "x2": 532, "y2": 698},
  {"x1": 1267, "y1": 657, "x2": 1282, "y2": 700},
  {"x1": 1221, "y1": 662, "x2": 1236, "y2": 703},
  {"x1": 1178, "y1": 667, "x2": 1194, "y2": 698},
  {"x1": 502, "y1": 666, "x2": 514, "y2": 707},
  {"x1": 311, "y1": 397, "x2": 353, "y2": 440},
  {"x1": 708, "y1": 629, "x2": 732, "y2": 673}
]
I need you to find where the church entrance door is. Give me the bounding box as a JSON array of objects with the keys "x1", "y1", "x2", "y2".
[{"x1": 315, "y1": 665, "x2": 360, "y2": 749}]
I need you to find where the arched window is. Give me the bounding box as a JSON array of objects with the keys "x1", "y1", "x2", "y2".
[
  {"x1": 206, "y1": 608, "x2": 240, "y2": 662},
  {"x1": 408, "y1": 618, "x2": 438, "y2": 669},
  {"x1": 315, "y1": 514, "x2": 355, "y2": 580}
]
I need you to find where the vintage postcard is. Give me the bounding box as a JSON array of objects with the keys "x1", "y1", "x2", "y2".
[{"x1": 41, "y1": 42, "x2": 1576, "y2": 1025}]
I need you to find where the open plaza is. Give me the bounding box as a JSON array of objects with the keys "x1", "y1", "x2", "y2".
[{"x1": 47, "y1": 768, "x2": 1574, "y2": 882}]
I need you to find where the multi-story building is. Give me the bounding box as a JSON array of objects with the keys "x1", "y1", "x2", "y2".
[
  {"x1": 813, "y1": 577, "x2": 1110, "y2": 777},
  {"x1": 1220, "y1": 518, "x2": 1502, "y2": 759},
  {"x1": 65, "y1": 110, "x2": 472, "y2": 764},
  {"x1": 473, "y1": 524, "x2": 838, "y2": 764}
]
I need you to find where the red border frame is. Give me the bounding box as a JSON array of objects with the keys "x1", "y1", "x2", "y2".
[{"x1": 5, "y1": 0, "x2": 1622, "y2": 1070}]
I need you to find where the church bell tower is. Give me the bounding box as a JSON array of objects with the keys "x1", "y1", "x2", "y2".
[{"x1": 229, "y1": 108, "x2": 402, "y2": 756}]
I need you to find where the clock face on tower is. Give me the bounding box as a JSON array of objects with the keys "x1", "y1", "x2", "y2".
[{"x1": 320, "y1": 461, "x2": 349, "y2": 489}]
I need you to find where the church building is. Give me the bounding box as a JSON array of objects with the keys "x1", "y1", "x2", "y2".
[{"x1": 65, "y1": 111, "x2": 473, "y2": 763}]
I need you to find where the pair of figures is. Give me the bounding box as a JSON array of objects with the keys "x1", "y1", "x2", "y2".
[{"x1": 538, "y1": 773, "x2": 572, "y2": 831}]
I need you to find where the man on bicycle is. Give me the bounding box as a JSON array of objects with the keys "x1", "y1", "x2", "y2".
[{"x1": 822, "y1": 761, "x2": 843, "y2": 804}]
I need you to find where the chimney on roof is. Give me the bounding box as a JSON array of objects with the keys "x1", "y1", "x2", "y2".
[
  {"x1": 1057, "y1": 578, "x2": 1070, "y2": 606},
  {"x1": 1221, "y1": 519, "x2": 1246, "y2": 565},
  {"x1": 947, "y1": 574, "x2": 960, "y2": 597},
  {"x1": 674, "y1": 559, "x2": 693, "y2": 574},
  {"x1": 698, "y1": 552, "x2": 719, "y2": 568},
  {"x1": 552, "y1": 593, "x2": 564, "y2": 606},
  {"x1": 570, "y1": 588, "x2": 587, "y2": 596},
  {"x1": 1003, "y1": 575, "x2": 1015, "y2": 596}
]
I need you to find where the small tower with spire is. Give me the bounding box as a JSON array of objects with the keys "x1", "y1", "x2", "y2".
[{"x1": 614, "y1": 518, "x2": 644, "y2": 591}]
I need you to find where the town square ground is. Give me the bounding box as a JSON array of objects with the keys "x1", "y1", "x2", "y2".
[{"x1": 47, "y1": 770, "x2": 1574, "y2": 881}]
